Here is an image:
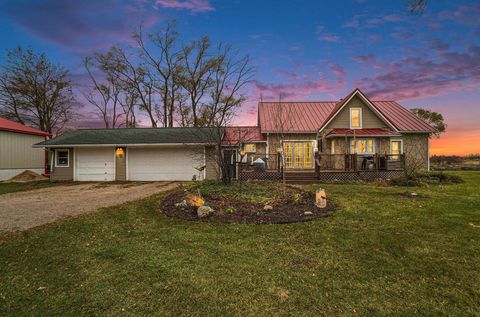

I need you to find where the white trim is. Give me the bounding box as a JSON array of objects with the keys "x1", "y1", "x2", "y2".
[
  {"x1": 73, "y1": 148, "x2": 76, "y2": 181},
  {"x1": 113, "y1": 147, "x2": 116, "y2": 181},
  {"x1": 54, "y1": 149, "x2": 70, "y2": 168},
  {"x1": 203, "y1": 146, "x2": 206, "y2": 180},
  {"x1": 349, "y1": 108, "x2": 362, "y2": 129},
  {"x1": 126, "y1": 147, "x2": 129, "y2": 181},
  {"x1": 390, "y1": 139, "x2": 403, "y2": 155},
  {"x1": 319, "y1": 89, "x2": 398, "y2": 133},
  {"x1": 331, "y1": 139, "x2": 336, "y2": 154}
]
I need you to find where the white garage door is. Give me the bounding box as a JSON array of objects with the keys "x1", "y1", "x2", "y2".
[
  {"x1": 128, "y1": 147, "x2": 202, "y2": 181},
  {"x1": 76, "y1": 148, "x2": 115, "y2": 181}
]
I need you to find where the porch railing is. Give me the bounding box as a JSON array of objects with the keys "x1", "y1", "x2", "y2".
[
  {"x1": 315, "y1": 153, "x2": 405, "y2": 174},
  {"x1": 238, "y1": 153, "x2": 283, "y2": 173}
]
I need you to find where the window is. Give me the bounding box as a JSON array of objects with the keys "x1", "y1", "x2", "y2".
[
  {"x1": 391, "y1": 139, "x2": 403, "y2": 160},
  {"x1": 350, "y1": 108, "x2": 362, "y2": 129},
  {"x1": 55, "y1": 150, "x2": 69, "y2": 167},
  {"x1": 243, "y1": 143, "x2": 256, "y2": 153},
  {"x1": 331, "y1": 139, "x2": 336, "y2": 154},
  {"x1": 350, "y1": 139, "x2": 375, "y2": 154}
]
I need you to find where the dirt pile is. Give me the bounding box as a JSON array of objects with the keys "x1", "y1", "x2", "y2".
[{"x1": 7, "y1": 170, "x2": 48, "y2": 183}]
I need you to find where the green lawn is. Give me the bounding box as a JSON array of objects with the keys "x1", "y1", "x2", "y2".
[
  {"x1": 0, "y1": 180, "x2": 61, "y2": 195},
  {"x1": 1, "y1": 171, "x2": 479, "y2": 316}
]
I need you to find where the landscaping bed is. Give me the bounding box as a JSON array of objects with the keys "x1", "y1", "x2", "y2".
[{"x1": 160, "y1": 181, "x2": 334, "y2": 224}]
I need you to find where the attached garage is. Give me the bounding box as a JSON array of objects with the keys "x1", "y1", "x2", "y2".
[
  {"x1": 34, "y1": 127, "x2": 220, "y2": 182},
  {"x1": 128, "y1": 147, "x2": 203, "y2": 181},
  {"x1": 75, "y1": 147, "x2": 115, "y2": 181}
]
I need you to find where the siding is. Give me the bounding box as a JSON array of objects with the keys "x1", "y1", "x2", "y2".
[
  {"x1": 402, "y1": 133, "x2": 429, "y2": 171},
  {"x1": 116, "y1": 147, "x2": 126, "y2": 181},
  {"x1": 0, "y1": 131, "x2": 45, "y2": 169},
  {"x1": 51, "y1": 148, "x2": 74, "y2": 181},
  {"x1": 205, "y1": 146, "x2": 219, "y2": 180},
  {"x1": 325, "y1": 95, "x2": 388, "y2": 130}
]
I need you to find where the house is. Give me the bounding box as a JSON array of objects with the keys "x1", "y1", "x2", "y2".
[
  {"x1": 0, "y1": 117, "x2": 50, "y2": 180},
  {"x1": 35, "y1": 88, "x2": 435, "y2": 182},
  {"x1": 225, "y1": 88, "x2": 435, "y2": 181}
]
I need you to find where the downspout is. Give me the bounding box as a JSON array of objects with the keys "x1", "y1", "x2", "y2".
[{"x1": 49, "y1": 149, "x2": 54, "y2": 181}]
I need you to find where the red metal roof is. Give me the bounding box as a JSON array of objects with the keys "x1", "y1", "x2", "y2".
[
  {"x1": 222, "y1": 126, "x2": 266, "y2": 145},
  {"x1": 374, "y1": 101, "x2": 437, "y2": 132},
  {"x1": 258, "y1": 89, "x2": 435, "y2": 133},
  {"x1": 327, "y1": 128, "x2": 402, "y2": 137},
  {"x1": 0, "y1": 117, "x2": 50, "y2": 136},
  {"x1": 258, "y1": 102, "x2": 337, "y2": 133}
]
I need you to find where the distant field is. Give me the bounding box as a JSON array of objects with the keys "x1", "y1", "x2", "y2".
[{"x1": 431, "y1": 156, "x2": 480, "y2": 170}]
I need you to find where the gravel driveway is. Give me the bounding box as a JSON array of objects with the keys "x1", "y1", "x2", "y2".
[{"x1": 0, "y1": 182, "x2": 180, "y2": 232}]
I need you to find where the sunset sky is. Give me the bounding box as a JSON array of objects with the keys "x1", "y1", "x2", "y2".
[{"x1": 0, "y1": 0, "x2": 479, "y2": 155}]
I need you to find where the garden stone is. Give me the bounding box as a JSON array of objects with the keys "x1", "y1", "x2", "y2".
[
  {"x1": 303, "y1": 211, "x2": 313, "y2": 216},
  {"x1": 263, "y1": 205, "x2": 273, "y2": 211},
  {"x1": 197, "y1": 205, "x2": 214, "y2": 218},
  {"x1": 175, "y1": 200, "x2": 188, "y2": 208}
]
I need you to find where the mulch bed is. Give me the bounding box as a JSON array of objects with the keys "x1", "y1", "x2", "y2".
[{"x1": 159, "y1": 186, "x2": 335, "y2": 224}]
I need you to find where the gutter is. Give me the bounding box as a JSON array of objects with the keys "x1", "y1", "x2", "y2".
[{"x1": 33, "y1": 142, "x2": 218, "y2": 148}]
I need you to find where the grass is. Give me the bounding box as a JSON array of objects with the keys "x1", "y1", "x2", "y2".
[
  {"x1": 0, "y1": 180, "x2": 62, "y2": 195},
  {"x1": 1, "y1": 171, "x2": 480, "y2": 316}
]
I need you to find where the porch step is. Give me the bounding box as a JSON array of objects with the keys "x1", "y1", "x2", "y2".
[{"x1": 284, "y1": 172, "x2": 318, "y2": 183}]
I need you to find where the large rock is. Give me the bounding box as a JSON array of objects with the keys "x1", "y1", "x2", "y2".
[
  {"x1": 197, "y1": 205, "x2": 214, "y2": 218},
  {"x1": 263, "y1": 205, "x2": 273, "y2": 211}
]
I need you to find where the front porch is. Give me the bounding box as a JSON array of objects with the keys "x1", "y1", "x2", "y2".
[{"x1": 237, "y1": 153, "x2": 405, "y2": 182}]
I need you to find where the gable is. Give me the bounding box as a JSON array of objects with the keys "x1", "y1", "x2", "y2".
[{"x1": 324, "y1": 95, "x2": 389, "y2": 130}]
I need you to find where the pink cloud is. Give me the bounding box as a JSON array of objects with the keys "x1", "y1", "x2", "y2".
[
  {"x1": 353, "y1": 54, "x2": 376, "y2": 63},
  {"x1": 439, "y1": 3, "x2": 480, "y2": 26},
  {"x1": 328, "y1": 64, "x2": 346, "y2": 78},
  {"x1": 357, "y1": 45, "x2": 480, "y2": 101},
  {"x1": 155, "y1": 0, "x2": 213, "y2": 12},
  {"x1": 251, "y1": 79, "x2": 343, "y2": 100},
  {"x1": 318, "y1": 34, "x2": 340, "y2": 42}
]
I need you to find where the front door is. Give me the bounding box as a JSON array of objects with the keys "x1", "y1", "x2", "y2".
[{"x1": 283, "y1": 141, "x2": 314, "y2": 169}]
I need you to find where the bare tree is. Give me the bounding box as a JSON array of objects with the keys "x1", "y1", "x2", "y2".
[
  {"x1": 408, "y1": 0, "x2": 427, "y2": 14},
  {"x1": 83, "y1": 56, "x2": 123, "y2": 128},
  {"x1": 96, "y1": 46, "x2": 159, "y2": 127},
  {"x1": 178, "y1": 36, "x2": 217, "y2": 127},
  {"x1": 0, "y1": 47, "x2": 75, "y2": 134},
  {"x1": 135, "y1": 23, "x2": 183, "y2": 127},
  {"x1": 119, "y1": 86, "x2": 139, "y2": 128}
]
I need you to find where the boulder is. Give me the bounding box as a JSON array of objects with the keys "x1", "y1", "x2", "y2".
[
  {"x1": 174, "y1": 200, "x2": 188, "y2": 208},
  {"x1": 197, "y1": 205, "x2": 214, "y2": 218},
  {"x1": 263, "y1": 205, "x2": 273, "y2": 211}
]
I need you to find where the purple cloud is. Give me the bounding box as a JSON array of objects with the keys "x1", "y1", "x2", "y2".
[
  {"x1": 391, "y1": 29, "x2": 413, "y2": 41},
  {"x1": 155, "y1": 0, "x2": 213, "y2": 12},
  {"x1": 328, "y1": 64, "x2": 346, "y2": 78},
  {"x1": 357, "y1": 45, "x2": 480, "y2": 100},
  {"x1": 353, "y1": 54, "x2": 376, "y2": 63},
  {"x1": 439, "y1": 3, "x2": 480, "y2": 26},
  {"x1": 251, "y1": 79, "x2": 342, "y2": 100},
  {"x1": 318, "y1": 34, "x2": 340, "y2": 42},
  {"x1": 0, "y1": 0, "x2": 160, "y2": 52}
]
